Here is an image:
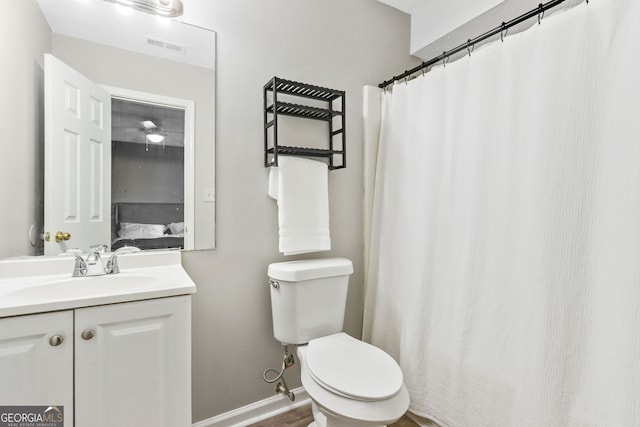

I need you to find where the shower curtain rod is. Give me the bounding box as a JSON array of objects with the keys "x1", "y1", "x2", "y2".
[{"x1": 378, "y1": 0, "x2": 575, "y2": 89}]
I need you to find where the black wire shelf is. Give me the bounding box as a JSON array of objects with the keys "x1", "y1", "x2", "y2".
[
  {"x1": 266, "y1": 77, "x2": 343, "y2": 102},
  {"x1": 265, "y1": 102, "x2": 339, "y2": 122},
  {"x1": 264, "y1": 77, "x2": 346, "y2": 169}
]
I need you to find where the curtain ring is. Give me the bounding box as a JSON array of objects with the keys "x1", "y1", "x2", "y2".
[
  {"x1": 537, "y1": 3, "x2": 544, "y2": 25},
  {"x1": 442, "y1": 52, "x2": 448, "y2": 68},
  {"x1": 467, "y1": 39, "x2": 474, "y2": 56},
  {"x1": 404, "y1": 74, "x2": 408, "y2": 85},
  {"x1": 421, "y1": 62, "x2": 426, "y2": 77},
  {"x1": 500, "y1": 22, "x2": 508, "y2": 42}
]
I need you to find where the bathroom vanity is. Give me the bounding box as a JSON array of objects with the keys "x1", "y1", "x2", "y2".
[{"x1": 0, "y1": 251, "x2": 196, "y2": 427}]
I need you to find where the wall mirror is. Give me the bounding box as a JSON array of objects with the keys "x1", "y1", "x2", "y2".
[{"x1": 1, "y1": 0, "x2": 216, "y2": 259}]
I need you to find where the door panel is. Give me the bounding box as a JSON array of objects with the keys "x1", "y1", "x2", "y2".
[
  {"x1": 44, "y1": 54, "x2": 111, "y2": 255},
  {"x1": 75, "y1": 296, "x2": 191, "y2": 427}
]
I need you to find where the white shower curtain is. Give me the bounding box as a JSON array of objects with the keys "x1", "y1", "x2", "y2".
[{"x1": 363, "y1": 1, "x2": 640, "y2": 426}]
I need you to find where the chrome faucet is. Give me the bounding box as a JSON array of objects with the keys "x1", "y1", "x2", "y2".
[{"x1": 63, "y1": 246, "x2": 141, "y2": 277}]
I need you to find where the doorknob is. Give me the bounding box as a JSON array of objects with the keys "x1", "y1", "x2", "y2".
[{"x1": 54, "y1": 231, "x2": 71, "y2": 242}]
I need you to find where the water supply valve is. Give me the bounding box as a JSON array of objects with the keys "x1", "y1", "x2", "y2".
[
  {"x1": 275, "y1": 380, "x2": 295, "y2": 401},
  {"x1": 262, "y1": 345, "x2": 296, "y2": 401}
]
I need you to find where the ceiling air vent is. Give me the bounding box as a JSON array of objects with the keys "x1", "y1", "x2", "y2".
[{"x1": 145, "y1": 36, "x2": 187, "y2": 55}]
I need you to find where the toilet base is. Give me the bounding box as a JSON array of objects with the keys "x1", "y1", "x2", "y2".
[
  {"x1": 308, "y1": 419, "x2": 387, "y2": 427},
  {"x1": 309, "y1": 400, "x2": 387, "y2": 427}
]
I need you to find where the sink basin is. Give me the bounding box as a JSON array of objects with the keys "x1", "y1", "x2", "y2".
[
  {"x1": 0, "y1": 251, "x2": 196, "y2": 317},
  {"x1": 4, "y1": 274, "x2": 158, "y2": 300}
]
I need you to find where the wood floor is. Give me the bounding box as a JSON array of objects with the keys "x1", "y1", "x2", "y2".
[{"x1": 246, "y1": 404, "x2": 425, "y2": 427}]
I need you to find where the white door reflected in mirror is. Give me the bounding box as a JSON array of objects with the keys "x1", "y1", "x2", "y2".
[{"x1": 44, "y1": 54, "x2": 112, "y2": 255}]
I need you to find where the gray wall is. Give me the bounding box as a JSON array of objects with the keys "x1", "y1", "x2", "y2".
[
  {"x1": 0, "y1": 1, "x2": 51, "y2": 257},
  {"x1": 183, "y1": 0, "x2": 417, "y2": 422},
  {"x1": 3, "y1": 0, "x2": 417, "y2": 422},
  {"x1": 112, "y1": 142, "x2": 184, "y2": 204}
]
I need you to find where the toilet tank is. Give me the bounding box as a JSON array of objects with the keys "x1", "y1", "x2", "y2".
[{"x1": 268, "y1": 258, "x2": 353, "y2": 345}]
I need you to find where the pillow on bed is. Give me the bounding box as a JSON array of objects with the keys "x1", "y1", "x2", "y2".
[
  {"x1": 167, "y1": 222, "x2": 185, "y2": 235},
  {"x1": 118, "y1": 222, "x2": 167, "y2": 239}
]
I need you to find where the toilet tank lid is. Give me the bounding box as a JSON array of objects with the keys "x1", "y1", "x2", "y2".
[{"x1": 268, "y1": 258, "x2": 353, "y2": 282}]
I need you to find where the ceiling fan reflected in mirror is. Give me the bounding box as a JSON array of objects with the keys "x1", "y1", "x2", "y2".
[
  {"x1": 111, "y1": 97, "x2": 186, "y2": 149},
  {"x1": 140, "y1": 119, "x2": 166, "y2": 149}
]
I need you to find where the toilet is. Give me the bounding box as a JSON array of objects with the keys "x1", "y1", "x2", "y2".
[{"x1": 268, "y1": 258, "x2": 409, "y2": 427}]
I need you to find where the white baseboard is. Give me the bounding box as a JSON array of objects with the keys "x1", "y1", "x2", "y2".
[{"x1": 193, "y1": 387, "x2": 310, "y2": 427}]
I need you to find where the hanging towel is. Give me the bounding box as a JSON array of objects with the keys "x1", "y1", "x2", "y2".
[{"x1": 268, "y1": 156, "x2": 331, "y2": 255}]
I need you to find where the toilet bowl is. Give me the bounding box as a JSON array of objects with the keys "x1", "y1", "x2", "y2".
[
  {"x1": 297, "y1": 333, "x2": 409, "y2": 427},
  {"x1": 268, "y1": 258, "x2": 410, "y2": 427}
]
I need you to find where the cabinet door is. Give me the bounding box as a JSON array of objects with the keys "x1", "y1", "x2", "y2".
[
  {"x1": 75, "y1": 296, "x2": 191, "y2": 427},
  {"x1": 0, "y1": 311, "x2": 74, "y2": 422}
]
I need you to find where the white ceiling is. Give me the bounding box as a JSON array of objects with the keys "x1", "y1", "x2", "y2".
[
  {"x1": 377, "y1": 0, "x2": 426, "y2": 14},
  {"x1": 36, "y1": 0, "x2": 215, "y2": 70},
  {"x1": 378, "y1": 0, "x2": 585, "y2": 61}
]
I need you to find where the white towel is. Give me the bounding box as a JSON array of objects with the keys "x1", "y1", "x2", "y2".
[{"x1": 268, "y1": 156, "x2": 331, "y2": 255}]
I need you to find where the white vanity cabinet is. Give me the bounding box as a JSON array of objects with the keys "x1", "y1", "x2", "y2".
[
  {"x1": 75, "y1": 296, "x2": 191, "y2": 427},
  {"x1": 0, "y1": 295, "x2": 191, "y2": 427},
  {"x1": 0, "y1": 311, "x2": 74, "y2": 411}
]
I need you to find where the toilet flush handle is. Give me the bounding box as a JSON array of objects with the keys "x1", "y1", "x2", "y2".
[{"x1": 269, "y1": 279, "x2": 280, "y2": 289}]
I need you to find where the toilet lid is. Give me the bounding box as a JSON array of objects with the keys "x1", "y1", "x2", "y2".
[{"x1": 305, "y1": 333, "x2": 403, "y2": 401}]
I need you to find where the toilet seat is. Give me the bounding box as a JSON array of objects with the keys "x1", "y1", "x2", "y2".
[
  {"x1": 306, "y1": 333, "x2": 404, "y2": 401},
  {"x1": 298, "y1": 343, "x2": 410, "y2": 425}
]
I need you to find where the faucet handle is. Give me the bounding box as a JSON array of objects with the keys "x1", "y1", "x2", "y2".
[
  {"x1": 72, "y1": 255, "x2": 88, "y2": 277},
  {"x1": 105, "y1": 256, "x2": 120, "y2": 275},
  {"x1": 105, "y1": 246, "x2": 141, "y2": 274},
  {"x1": 58, "y1": 251, "x2": 89, "y2": 277}
]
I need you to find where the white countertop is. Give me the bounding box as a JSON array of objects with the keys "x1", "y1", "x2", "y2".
[{"x1": 0, "y1": 250, "x2": 196, "y2": 317}]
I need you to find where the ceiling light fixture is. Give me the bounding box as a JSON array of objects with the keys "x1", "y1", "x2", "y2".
[
  {"x1": 146, "y1": 133, "x2": 165, "y2": 144},
  {"x1": 104, "y1": 0, "x2": 184, "y2": 17}
]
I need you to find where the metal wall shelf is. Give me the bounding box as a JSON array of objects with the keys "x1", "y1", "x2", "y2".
[{"x1": 264, "y1": 77, "x2": 346, "y2": 169}]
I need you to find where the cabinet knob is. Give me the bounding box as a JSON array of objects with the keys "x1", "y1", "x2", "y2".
[
  {"x1": 81, "y1": 329, "x2": 96, "y2": 340},
  {"x1": 48, "y1": 335, "x2": 64, "y2": 346}
]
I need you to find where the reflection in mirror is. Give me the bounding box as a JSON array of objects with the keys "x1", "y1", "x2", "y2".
[
  {"x1": 0, "y1": 0, "x2": 215, "y2": 259},
  {"x1": 111, "y1": 99, "x2": 186, "y2": 252}
]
